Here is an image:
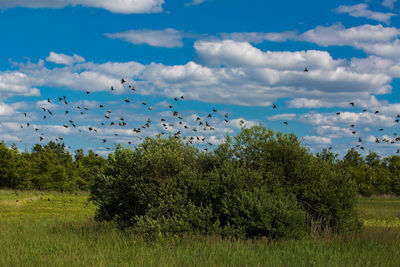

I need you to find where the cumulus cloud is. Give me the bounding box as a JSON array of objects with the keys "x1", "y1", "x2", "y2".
[
  {"x1": 334, "y1": 4, "x2": 396, "y2": 24},
  {"x1": 301, "y1": 23, "x2": 400, "y2": 59},
  {"x1": 1, "y1": 39, "x2": 395, "y2": 109},
  {"x1": 299, "y1": 112, "x2": 395, "y2": 127},
  {"x1": 0, "y1": 71, "x2": 41, "y2": 99},
  {"x1": 46, "y1": 52, "x2": 85, "y2": 65},
  {"x1": 195, "y1": 39, "x2": 344, "y2": 69},
  {"x1": 0, "y1": 0, "x2": 165, "y2": 14},
  {"x1": 350, "y1": 56, "x2": 400, "y2": 78},
  {"x1": 105, "y1": 28, "x2": 184, "y2": 48},
  {"x1": 313, "y1": 125, "x2": 353, "y2": 138},
  {"x1": 0, "y1": 102, "x2": 15, "y2": 116},
  {"x1": 300, "y1": 23, "x2": 400, "y2": 47}
]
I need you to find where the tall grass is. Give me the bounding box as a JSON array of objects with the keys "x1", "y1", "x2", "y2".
[{"x1": 0, "y1": 190, "x2": 399, "y2": 266}]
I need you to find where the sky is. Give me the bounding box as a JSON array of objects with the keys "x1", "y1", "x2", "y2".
[{"x1": 0, "y1": 0, "x2": 400, "y2": 157}]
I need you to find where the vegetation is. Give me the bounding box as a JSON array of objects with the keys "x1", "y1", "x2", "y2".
[
  {"x1": 1, "y1": 190, "x2": 399, "y2": 266},
  {"x1": 2, "y1": 125, "x2": 400, "y2": 240},
  {"x1": 90, "y1": 126, "x2": 361, "y2": 239},
  {"x1": 0, "y1": 140, "x2": 105, "y2": 191},
  {"x1": 335, "y1": 149, "x2": 400, "y2": 196}
]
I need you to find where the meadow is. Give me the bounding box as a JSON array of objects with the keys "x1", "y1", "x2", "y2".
[{"x1": 0, "y1": 189, "x2": 399, "y2": 267}]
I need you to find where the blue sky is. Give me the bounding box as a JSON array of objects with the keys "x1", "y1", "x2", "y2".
[{"x1": 0, "y1": 0, "x2": 400, "y2": 157}]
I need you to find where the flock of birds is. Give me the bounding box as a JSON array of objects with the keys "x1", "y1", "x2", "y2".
[
  {"x1": 16, "y1": 67, "x2": 400, "y2": 156},
  {"x1": 18, "y1": 78, "x2": 239, "y2": 154}
]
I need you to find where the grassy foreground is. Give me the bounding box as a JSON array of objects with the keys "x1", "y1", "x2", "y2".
[{"x1": 0, "y1": 190, "x2": 399, "y2": 267}]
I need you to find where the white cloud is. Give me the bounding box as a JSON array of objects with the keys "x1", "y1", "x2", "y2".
[
  {"x1": 300, "y1": 23, "x2": 400, "y2": 59},
  {"x1": 185, "y1": 0, "x2": 206, "y2": 6},
  {"x1": 0, "y1": 102, "x2": 15, "y2": 116},
  {"x1": 313, "y1": 125, "x2": 353, "y2": 138},
  {"x1": 0, "y1": 39, "x2": 394, "y2": 109},
  {"x1": 350, "y1": 56, "x2": 400, "y2": 78},
  {"x1": 382, "y1": 0, "x2": 398, "y2": 9},
  {"x1": 229, "y1": 118, "x2": 258, "y2": 129},
  {"x1": 46, "y1": 52, "x2": 85, "y2": 65},
  {"x1": 195, "y1": 39, "x2": 343, "y2": 69},
  {"x1": 0, "y1": 0, "x2": 165, "y2": 14},
  {"x1": 334, "y1": 4, "x2": 396, "y2": 24},
  {"x1": 300, "y1": 23, "x2": 400, "y2": 47},
  {"x1": 220, "y1": 31, "x2": 297, "y2": 43},
  {"x1": 299, "y1": 112, "x2": 395, "y2": 127},
  {"x1": 288, "y1": 98, "x2": 333, "y2": 108},
  {"x1": 105, "y1": 28, "x2": 183, "y2": 48},
  {"x1": 303, "y1": 135, "x2": 332, "y2": 144},
  {"x1": 0, "y1": 71, "x2": 41, "y2": 99},
  {"x1": 267, "y1": 113, "x2": 297, "y2": 121}
]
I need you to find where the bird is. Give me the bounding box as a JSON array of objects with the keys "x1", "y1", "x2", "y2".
[
  {"x1": 349, "y1": 102, "x2": 355, "y2": 107},
  {"x1": 180, "y1": 96, "x2": 184, "y2": 100},
  {"x1": 304, "y1": 67, "x2": 308, "y2": 72},
  {"x1": 111, "y1": 86, "x2": 114, "y2": 91},
  {"x1": 283, "y1": 121, "x2": 288, "y2": 125},
  {"x1": 86, "y1": 91, "x2": 90, "y2": 94},
  {"x1": 272, "y1": 104, "x2": 277, "y2": 109},
  {"x1": 121, "y1": 78, "x2": 126, "y2": 84},
  {"x1": 336, "y1": 112, "x2": 340, "y2": 115}
]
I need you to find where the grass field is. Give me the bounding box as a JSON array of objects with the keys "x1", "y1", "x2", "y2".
[{"x1": 0, "y1": 189, "x2": 399, "y2": 266}]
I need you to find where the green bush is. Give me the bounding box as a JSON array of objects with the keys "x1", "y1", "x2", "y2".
[{"x1": 90, "y1": 127, "x2": 362, "y2": 239}]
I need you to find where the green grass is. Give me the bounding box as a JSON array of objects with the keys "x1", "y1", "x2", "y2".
[{"x1": 1, "y1": 190, "x2": 400, "y2": 266}]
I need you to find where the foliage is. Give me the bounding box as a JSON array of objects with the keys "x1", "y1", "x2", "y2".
[
  {"x1": 340, "y1": 149, "x2": 400, "y2": 196},
  {"x1": 90, "y1": 126, "x2": 362, "y2": 239},
  {"x1": 0, "y1": 141, "x2": 105, "y2": 191}
]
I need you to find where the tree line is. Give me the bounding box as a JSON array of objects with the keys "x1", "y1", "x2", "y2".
[
  {"x1": 317, "y1": 148, "x2": 400, "y2": 196},
  {"x1": 0, "y1": 140, "x2": 105, "y2": 191},
  {"x1": 1, "y1": 137, "x2": 400, "y2": 197}
]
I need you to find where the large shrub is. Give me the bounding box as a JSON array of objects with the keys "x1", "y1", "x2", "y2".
[{"x1": 90, "y1": 127, "x2": 361, "y2": 239}]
